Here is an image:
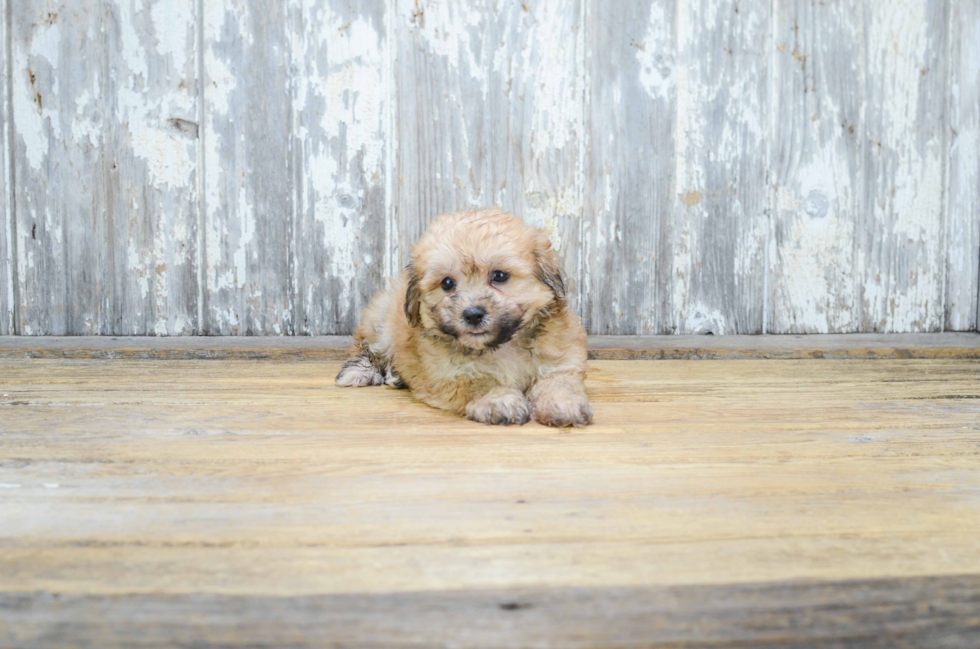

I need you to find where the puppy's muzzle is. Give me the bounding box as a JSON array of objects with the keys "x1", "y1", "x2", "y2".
[{"x1": 462, "y1": 306, "x2": 486, "y2": 326}]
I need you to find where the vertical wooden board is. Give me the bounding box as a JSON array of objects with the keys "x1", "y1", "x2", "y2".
[
  {"x1": 487, "y1": 0, "x2": 585, "y2": 314},
  {"x1": 104, "y1": 0, "x2": 200, "y2": 335},
  {"x1": 945, "y1": 2, "x2": 980, "y2": 331},
  {"x1": 584, "y1": 0, "x2": 676, "y2": 334},
  {"x1": 10, "y1": 2, "x2": 106, "y2": 335},
  {"x1": 860, "y1": 0, "x2": 946, "y2": 332},
  {"x1": 771, "y1": 0, "x2": 947, "y2": 334},
  {"x1": 672, "y1": 0, "x2": 769, "y2": 334},
  {"x1": 289, "y1": 0, "x2": 388, "y2": 335},
  {"x1": 203, "y1": 0, "x2": 292, "y2": 335},
  {"x1": 769, "y1": 0, "x2": 864, "y2": 333},
  {"x1": 1, "y1": 0, "x2": 10, "y2": 335},
  {"x1": 391, "y1": 0, "x2": 490, "y2": 274}
]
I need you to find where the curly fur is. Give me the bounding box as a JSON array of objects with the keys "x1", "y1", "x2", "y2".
[{"x1": 337, "y1": 208, "x2": 592, "y2": 427}]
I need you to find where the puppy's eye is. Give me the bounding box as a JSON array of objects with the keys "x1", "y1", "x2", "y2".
[
  {"x1": 491, "y1": 270, "x2": 509, "y2": 284},
  {"x1": 440, "y1": 277, "x2": 456, "y2": 291}
]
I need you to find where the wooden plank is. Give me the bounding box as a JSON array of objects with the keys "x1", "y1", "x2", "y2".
[
  {"x1": 768, "y1": 0, "x2": 870, "y2": 333},
  {"x1": 771, "y1": 0, "x2": 948, "y2": 334},
  {"x1": 9, "y1": 2, "x2": 107, "y2": 334},
  {"x1": 586, "y1": 331, "x2": 980, "y2": 360},
  {"x1": 584, "y1": 0, "x2": 675, "y2": 334},
  {"x1": 488, "y1": 0, "x2": 585, "y2": 313},
  {"x1": 289, "y1": 0, "x2": 388, "y2": 335},
  {"x1": 202, "y1": 0, "x2": 292, "y2": 334},
  {"x1": 1, "y1": 332, "x2": 979, "y2": 360},
  {"x1": 861, "y1": 0, "x2": 947, "y2": 332},
  {"x1": 1, "y1": 0, "x2": 11, "y2": 335},
  {"x1": 103, "y1": 0, "x2": 200, "y2": 335},
  {"x1": 1, "y1": 358, "x2": 979, "y2": 645},
  {"x1": 672, "y1": 0, "x2": 769, "y2": 334},
  {"x1": 945, "y1": 2, "x2": 980, "y2": 331},
  {"x1": 3, "y1": 576, "x2": 979, "y2": 648},
  {"x1": 391, "y1": 0, "x2": 490, "y2": 272}
]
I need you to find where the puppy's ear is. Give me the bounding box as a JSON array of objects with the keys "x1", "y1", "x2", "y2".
[
  {"x1": 404, "y1": 266, "x2": 422, "y2": 327},
  {"x1": 534, "y1": 237, "x2": 565, "y2": 301}
]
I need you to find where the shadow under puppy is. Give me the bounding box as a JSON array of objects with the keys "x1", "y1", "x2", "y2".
[{"x1": 337, "y1": 208, "x2": 592, "y2": 427}]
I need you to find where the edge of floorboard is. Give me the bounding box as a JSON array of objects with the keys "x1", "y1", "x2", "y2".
[
  {"x1": 0, "y1": 333, "x2": 978, "y2": 360},
  {"x1": 3, "y1": 574, "x2": 979, "y2": 648}
]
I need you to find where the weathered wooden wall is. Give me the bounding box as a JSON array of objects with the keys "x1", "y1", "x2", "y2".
[{"x1": 1, "y1": 0, "x2": 977, "y2": 335}]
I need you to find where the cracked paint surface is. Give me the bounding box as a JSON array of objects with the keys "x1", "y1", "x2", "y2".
[{"x1": 2, "y1": 0, "x2": 976, "y2": 335}]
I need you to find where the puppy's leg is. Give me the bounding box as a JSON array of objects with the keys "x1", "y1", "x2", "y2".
[
  {"x1": 337, "y1": 281, "x2": 398, "y2": 388},
  {"x1": 336, "y1": 353, "x2": 385, "y2": 387},
  {"x1": 528, "y1": 372, "x2": 593, "y2": 428},
  {"x1": 466, "y1": 387, "x2": 531, "y2": 426}
]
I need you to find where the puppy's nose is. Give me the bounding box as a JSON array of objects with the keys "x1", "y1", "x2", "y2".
[{"x1": 463, "y1": 306, "x2": 486, "y2": 325}]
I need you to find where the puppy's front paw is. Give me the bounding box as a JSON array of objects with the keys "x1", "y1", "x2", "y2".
[
  {"x1": 336, "y1": 355, "x2": 384, "y2": 387},
  {"x1": 531, "y1": 390, "x2": 593, "y2": 428},
  {"x1": 466, "y1": 389, "x2": 531, "y2": 426}
]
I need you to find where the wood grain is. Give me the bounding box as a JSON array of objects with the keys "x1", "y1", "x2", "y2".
[
  {"x1": 104, "y1": 0, "x2": 200, "y2": 335},
  {"x1": 290, "y1": 0, "x2": 388, "y2": 335},
  {"x1": 672, "y1": 0, "x2": 768, "y2": 335},
  {"x1": 4, "y1": 576, "x2": 980, "y2": 648},
  {"x1": 0, "y1": 0, "x2": 978, "y2": 336},
  {"x1": 1, "y1": 357, "x2": 979, "y2": 645},
  {"x1": 202, "y1": 0, "x2": 292, "y2": 335},
  {"x1": 392, "y1": 0, "x2": 491, "y2": 271},
  {"x1": 770, "y1": 0, "x2": 948, "y2": 334},
  {"x1": 10, "y1": 2, "x2": 107, "y2": 335},
  {"x1": 489, "y1": 0, "x2": 585, "y2": 312},
  {"x1": 584, "y1": 0, "x2": 675, "y2": 334},
  {"x1": 1, "y1": 0, "x2": 11, "y2": 335},
  {"x1": 1, "y1": 332, "x2": 979, "y2": 360},
  {"x1": 945, "y1": 1, "x2": 980, "y2": 331}
]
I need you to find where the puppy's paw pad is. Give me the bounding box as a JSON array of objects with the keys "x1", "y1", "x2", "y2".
[
  {"x1": 532, "y1": 394, "x2": 593, "y2": 428},
  {"x1": 466, "y1": 392, "x2": 531, "y2": 426},
  {"x1": 336, "y1": 356, "x2": 384, "y2": 387}
]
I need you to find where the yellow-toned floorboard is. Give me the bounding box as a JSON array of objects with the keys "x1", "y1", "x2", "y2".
[{"x1": 1, "y1": 359, "x2": 979, "y2": 597}]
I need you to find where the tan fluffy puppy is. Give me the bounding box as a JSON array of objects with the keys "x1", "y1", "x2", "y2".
[{"x1": 337, "y1": 208, "x2": 592, "y2": 427}]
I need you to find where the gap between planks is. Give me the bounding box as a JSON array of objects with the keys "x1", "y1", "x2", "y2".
[{"x1": 0, "y1": 333, "x2": 978, "y2": 361}]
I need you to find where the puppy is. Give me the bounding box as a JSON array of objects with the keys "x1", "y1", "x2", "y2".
[{"x1": 336, "y1": 208, "x2": 592, "y2": 427}]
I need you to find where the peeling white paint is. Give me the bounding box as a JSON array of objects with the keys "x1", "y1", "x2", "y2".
[
  {"x1": 117, "y1": 1, "x2": 149, "y2": 80},
  {"x1": 4, "y1": 0, "x2": 974, "y2": 336},
  {"x1": 636, "y1": 3, "x2": 674, "y2": 103},
  {"x1": 130, "y1": 119, "x2": 196, "y2": 189},
  {"x1": 13, "y1": 58, "x2": 52, "y2": 171},
  {"x1": 2, "y1": 3, "x2": 13, "y2": 334},
  {"x1": 408, "y1": 0, "x2": 486, "y2": 84},
  {"x1": 945, "y1": 2, "x2": 980, "y2": 330},
  {"x1": 151, "y1": 0, "x2": 193, "y2": 73}
]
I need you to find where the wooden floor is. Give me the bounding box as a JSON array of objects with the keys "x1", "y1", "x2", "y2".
[{"x1": 2, "y1": 341, "x2": 980, "y2": 646}]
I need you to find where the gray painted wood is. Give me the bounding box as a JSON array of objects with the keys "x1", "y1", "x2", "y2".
[
  {"x1": 10, "y1": 1, "x2": 107, "y2": 335},
  {"x1": 672, "y1": 0, "x2": 769, "y2": 334},
  {"x1": 202, "y1": 0, "x2": 293, "y2": 335},
  {"x1": 1, "y1": 0, "x2": 978, "y2": 335},
  {"x1": 586, "y1": 0, "x2": 768, "y2": 336},
  {"x1": 945, "y1": 1, "x2": 980, "y2": 332},
  {"x1": 392, "y1": 0, "x2": 491, "y2": 272},
  {"x1": 104, "y1": 0, "x2": 200, "y2": 335},
  {"x1": 584, "y1": 0, "x2": 676, "y2": 335},
  {"x1": 488, "y1": 0, "x2": 585, "y2": 314},
  {"x1": 289, "y1": 0, "x2": 388, "y2": 335},
  {"x1": 1, "y1": 0, "x2": 11, "y2": 336},
  {"x1": 771, "y1": 0, "x2": 949, "y2": 333}
]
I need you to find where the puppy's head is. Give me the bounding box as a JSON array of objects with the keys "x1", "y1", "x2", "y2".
[{"x1": 404, "y1": 209, "x2": 565, "y2": 352}]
